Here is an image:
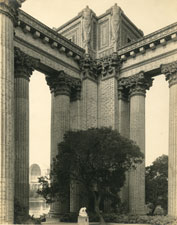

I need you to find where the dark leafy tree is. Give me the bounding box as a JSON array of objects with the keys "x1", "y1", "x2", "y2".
[
  {"x1": 38, "y1": 127, "x2": 143, "y2": 224},
  {"x1": 145, "y1": 154, "x2": 168, "y2": 215}
]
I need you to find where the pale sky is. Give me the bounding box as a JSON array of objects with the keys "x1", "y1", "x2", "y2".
[{"x1": 21, "y1": 0, "x2": 177, "y2": 168}]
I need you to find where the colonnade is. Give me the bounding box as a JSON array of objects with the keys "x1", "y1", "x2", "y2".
[{"x1": 0, "y1": 0, "x2": 177, "y2": 223}]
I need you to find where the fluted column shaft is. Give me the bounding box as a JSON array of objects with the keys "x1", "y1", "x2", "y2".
[
  {"x1": 161, "y1": 61, "x2": 177, "y2": 218},
  {"x1": 117, "y1": 89, "x2": 130, "y2": 206},
  {"x1": 14, "y1": 48, "x2": 36, "y2": 216},
  {"x1": 46, "y1": 71, "x2": 81, "y2": 217},
  {"x1": 129, "y1": 93, "x2": 145, "y2": 214},
  {"x1": 119, "y1": 72, "x2": 153, "y2": 214},
  {"x1": 0, "y1": 1, "x2": 22, "y2": 223},
  {"x1": 70, "y1": 90, "x2": 81, "y2": 213}
]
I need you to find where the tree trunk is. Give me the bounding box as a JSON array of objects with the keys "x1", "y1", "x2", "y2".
[{"x1": 93, "y1": 192, "x2": 106, "y2": 225}]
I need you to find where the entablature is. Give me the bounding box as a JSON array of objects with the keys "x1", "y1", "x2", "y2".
[
  {"x1": 16, "y1": 9, "x2": 85, "y2": 59},
  {"x1": 118, "y1": 22, "x2": 177, "y2": 59}
]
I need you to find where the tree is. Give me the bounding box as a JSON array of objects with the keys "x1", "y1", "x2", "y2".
[
  {"x1": 38, "y1": 127, "x2": 143, "y2": 224},
  {"x1": 145, "y1": 154, "x2": 168, "y2": 215}
]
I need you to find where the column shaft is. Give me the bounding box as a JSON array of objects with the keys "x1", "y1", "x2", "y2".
[
  {"x1": 14, "y1": 77, "x2": 29, "y2": 215},
  {"x1": 168, "y1": 83, "x2": 177, "y2": 217},
  {"x1": 0, "y1": 9, "x2": 15, "y2": 224},
  {"x1": 70, "y1": 99, "x2": 81, "y2": 212},
  {"x1": 129, "y1": 94, "x2": 145, "y2": 214},
  {"x1": 50, "y1": 94, "x2": 70, "y2": 216},
  {"x1": 161, "y1": 61, "x2": 177, "y2": 218},
  {"x1": 118, "y1": 96, "x2": 130, "y2": 206}
]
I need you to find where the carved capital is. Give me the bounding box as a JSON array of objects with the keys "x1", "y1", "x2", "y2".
[
  {"x1": 80, "y1": 54, "x2": 98, "y2": 81},
  {"x1": 46, "y1": 71, "x2": 81, "y2": 98},
  {"x1": 0, "y1": 0, "x2": 25, "y2": 24},
  {"x1": 118, "y1": 72, "x2": 153, "y2": 97},
  {"x1": 161, "y1": 61, "x2": 177, "y2": 87},
  {"x1": 98, "y1": 52, "x2": 121, "y2": 78},
  {"x1": 14, "y1": 47, "x2": 39, "y2": 81}
]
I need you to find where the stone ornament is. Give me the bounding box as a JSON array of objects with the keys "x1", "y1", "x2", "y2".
[
  {"x1": 46, "y1": 71, "x2": 81, "y2": 98},
  {"x1": 0, "y1": 0, "x2": 26, "y2": 23},
  {"x1": 161, "y1": 61, "x2": 177, "y2": 87},
  {"x1": 80, "y1": 54, "x2": 98, "y2": 80},
  {"x1": 118, "y1": 72, "x2": 153, "y2": 97},
  {"x1": 110, "y1": 3, "x2": 122, "y2": 48},
  {"x1": 14, "y1": 47, "x2": 39, "y2": 80},
  {"x1": 82, "y1": 6, "x2": 93, "y2": 53},
  {"x1": 80, "y1": 53, "x2": 121, "y2": 80},
  {"x1": 79, "y1": 207, "x2": 88, "y2": 217}
]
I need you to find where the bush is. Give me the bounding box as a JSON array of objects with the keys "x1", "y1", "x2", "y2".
[
  {"x1": 60, "y1": 212, "x2": 78, "y2": 222},
  {"x1": 56, "y1": 212, "x2": 177, "y2": 224}
]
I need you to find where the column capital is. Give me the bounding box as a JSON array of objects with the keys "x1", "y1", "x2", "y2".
[
  {"x1": 80, "y1": 54, "x2": 98, "y2": 81},
  {"x1": 14, "y1": 47, "x2": 39, "y2": 81},
  {"x1": 98, "y1": 52, "x2": 121, "y2": 79},
  {"x1": 161, "y1": 61, "x2": 177, "y2": 87},
  {"x1": 0, "y1": 0, "x2": 25, "y2": 23},
  {"x1": 46, "y1": 71, "x2": 81, "y2": 98},
  {"x1": 118, "y1": 72, "x2": 153, "y2": 97}
]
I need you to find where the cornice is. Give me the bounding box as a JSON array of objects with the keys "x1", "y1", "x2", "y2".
[
  {"x1": 118, "y1": 22, "x2": 177, "y2": 60},
  {"x1": 17, "y1": 9, "x2": 85, "y2": 59},
  {"x1": 161, "y1": 60, "x2": 177, "y2": 87}
]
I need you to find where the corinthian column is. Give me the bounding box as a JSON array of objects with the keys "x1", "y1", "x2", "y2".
[
  {"x1": 0, "y1": 1, "x2": 25, "y2": 223},
  {"x1": 161, "y1": 61, "x2": 177, "y2": 218},
  {"x1": 124, "y1": 72, "x2": 153, "y2": 214},
  {"x1": 46, "y1": 71, "x2": 81, "y2": 217},
  {"x1": 14, "y1": 47, "x2": 38, "y2": 216},
  {"x1": 117, "y1": 82, "x2": 130, "y2": 207}
]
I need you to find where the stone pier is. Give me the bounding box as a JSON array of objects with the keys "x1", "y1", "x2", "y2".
[
  {"x1": 0, "y1": 0, "x2": 24, "y2": 223},
  {"x1": 161, "y1": 61, "x2": 177, "y2": 218}
]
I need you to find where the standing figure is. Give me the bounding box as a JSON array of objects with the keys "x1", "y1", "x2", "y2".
[
  {"x1": 110, "y1": 3, "x2": 122, "y2": 49},
  {"x1": 82, "y1": 6, "x2": 93, "y2": 53}
]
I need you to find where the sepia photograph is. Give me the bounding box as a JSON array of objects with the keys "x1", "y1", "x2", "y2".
[{"x1": 0, "y1": 0, "x2": 177, "y2": 224}]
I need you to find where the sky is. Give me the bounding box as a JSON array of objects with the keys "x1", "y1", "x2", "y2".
[{"x1": 21, "y1": 0, "x2": 177, "y2": 168}]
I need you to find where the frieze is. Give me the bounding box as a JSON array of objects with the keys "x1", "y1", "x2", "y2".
[
  {"x1": 118, "y1": 72, "x2": 153, "y2": 97},
  {"x1": 46, "y1": 70, "x2": 81, "y2": 98},
  {"x1": 161, "y1": 60, "x2": 177, "y2": 87},
  {"x1": 14, "y1": 47, "x2": 40, "y2": 80}
]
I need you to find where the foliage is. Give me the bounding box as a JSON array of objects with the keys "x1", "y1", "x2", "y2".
[
  {"x1": 38, "y1": 127, "x2": 143, "y2": 224},
  {"x1": 14, "y1": 198, "x2": 41, "y2": 224},
  {"x1": 56, "y1": 212, "x2": 177, "y2": 224},
  {"x1": 145, "y1": 155, "x2": 168, "y2": 215}
]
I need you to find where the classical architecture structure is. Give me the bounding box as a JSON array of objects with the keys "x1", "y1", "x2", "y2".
[{"x1": 0, "y1": 1, "x2": 177, "y2": 223}]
